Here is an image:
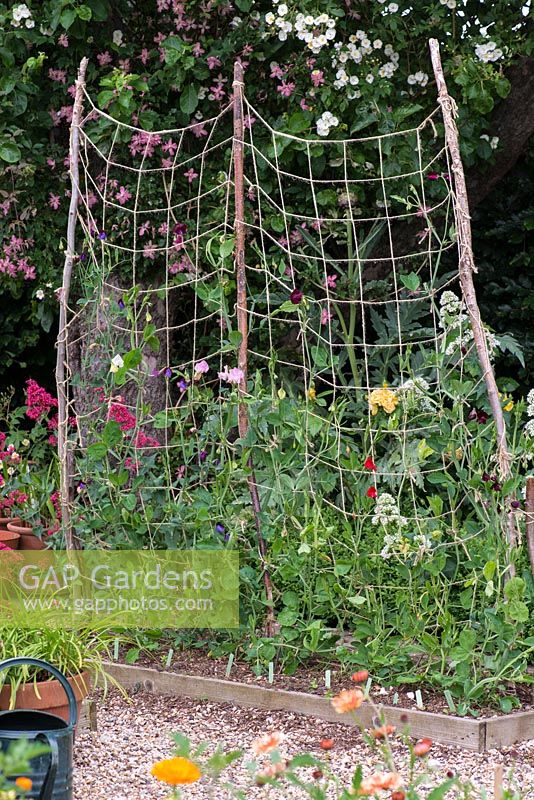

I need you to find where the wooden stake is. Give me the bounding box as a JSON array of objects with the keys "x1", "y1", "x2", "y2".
[
  {"x1": 493, "y1": 764, "x2": 504, "y2": 800},
  {"x1": 429, "y1": 39, "x2": 516, "y2": 575},
  {"x1": 232, "y1": 62, "x2": 277, "y2": 637},
  {"x1": 56, "y1": 57, "x2": 88, "y2": 551},
  {"x1": 526, "y1": 477, "x2": 534, "y2": 576}
]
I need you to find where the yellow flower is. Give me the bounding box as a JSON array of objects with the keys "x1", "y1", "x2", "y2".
[
  {"x1": 503, "y1": 400, "x2": 514, "y2": 412},
  {"x1": 307, "y1": 387, "x2": 316, "y2": 401},
  {"x1": 368, "y1": 388, "x2": 399, "y2": 416},
  {"x1": 151, "y1": 757, "x2": 201, "y2": 785}
]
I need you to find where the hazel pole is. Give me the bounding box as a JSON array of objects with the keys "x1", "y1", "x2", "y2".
[
  {"x1": 56, "y1": 57, "x2": 88, "y2": 551},
  {"x1": 526, "y1": 477, "x2": 534, "y2": 576},
  {"x1": 428, "y1": 39, "x2": 516, "y2": 574},
  {"x1": 233, "y1": 62, "x2": 276, "y2": 636}
]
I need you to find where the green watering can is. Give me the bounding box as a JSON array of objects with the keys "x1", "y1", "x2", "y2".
[{"x1": 0, "y1": 658, "x2": 77, "y2": 800}]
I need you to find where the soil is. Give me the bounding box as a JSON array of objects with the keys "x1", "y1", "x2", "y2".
[{"x1": 116, "y1": 645, "x2": 533, "y2": 719}]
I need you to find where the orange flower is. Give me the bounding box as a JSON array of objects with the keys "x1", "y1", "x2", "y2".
[
  {"x1": 369, "y1": 724, "x2": 396, "y2": 740},
  {"x1": 251, "y1": 731, "x2": 284, "y2": 755},
  {"x1": 354, "y1": 772, "x2": 403, "y2": 795},
  {"x1": 151, "y1": 757, "x2": 201, "y2": 785},
  {"x1": 255, "y1": 760, "x2": 287, "y2": 784},
  {"x1": 319, "y1": 738, "x2": 334, "y2": 750},
  {"x1": 331, "y1": 688, "x2": 364, "y2": 714},
  {"x1": 413, "y1": 738, "x2": 432, "y2": 756},
  {"x1": 351, "y1": 670, "x2": 369, "y2": 683},
  {"x1": 15, "y1": 777, "x2": 33, "y2": 792}
]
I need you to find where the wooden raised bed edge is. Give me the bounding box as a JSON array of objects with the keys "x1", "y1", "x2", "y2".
[{"x1": 103, "y1": 662, "x2": 534, "y2": 752}]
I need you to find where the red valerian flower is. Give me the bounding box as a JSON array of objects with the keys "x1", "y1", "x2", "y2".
[
  {"x1": 290, "y1": 288, "x2": 303, "y2": 304},
  {"x1": 364, "y1": 457, "x2": 376, "y2": 471},
  {"x1": 366, "y1": 486, "x2": 377, "y2": 499}
]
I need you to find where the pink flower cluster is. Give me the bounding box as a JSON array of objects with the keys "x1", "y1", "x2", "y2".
[
  {"x1": 0, "y1": 236, "x2": 36, "y2": 281},
  {"x1": 0, "y1": 489, "x2": 28, "y2": 512},
  {"x1": 129, "y1": 131, "x2": 162, "y2": 158},
  {"x1": 25, "y1": 379, "x2": 58, "y2": 421},
  {"x1": 108, "y1": 401, "x2": 137, "y2": 431}
]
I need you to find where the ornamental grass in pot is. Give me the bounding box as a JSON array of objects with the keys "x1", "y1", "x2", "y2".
[{"x1": 0, "y1": 624, "x2": 122, "y2": 725}]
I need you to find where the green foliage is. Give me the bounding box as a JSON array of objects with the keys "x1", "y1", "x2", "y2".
[{"x1": 0, "y1": 0, "x2": 531, "y2": 383}]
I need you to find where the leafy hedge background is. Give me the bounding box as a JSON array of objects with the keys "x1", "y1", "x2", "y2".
[{"x1": 0, "y1": 0, "x2": 532, "y2": 396}]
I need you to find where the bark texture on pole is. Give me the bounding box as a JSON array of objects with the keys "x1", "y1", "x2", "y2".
[
  {"x1": 429, "y1": 39, "x2": 516, "y2": 570},
  {"x1": 526, "y1": 477, "x2": 534, "y2": 577},
  {"x1": 233, "y1": 62, "x2": 276, "y2": 637},
  {"x1": 56, "y1": 57, "x2": 88, "y2": 551}
]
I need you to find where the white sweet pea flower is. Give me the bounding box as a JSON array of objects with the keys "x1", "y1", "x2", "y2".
[
  {"x1": 112, "y1": 29, "x2": 123, "y2": 45},
  {"x1": 110, "y1": 354, "x2": 124, "y2": 373}
]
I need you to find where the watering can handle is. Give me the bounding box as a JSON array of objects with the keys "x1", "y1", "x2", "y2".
[
  {"x1": 36, "y1": 733, "x2": 58, "y2": 800},
  {"x1": 0, "y1": 657, "x2": 78, "y2": 729}
]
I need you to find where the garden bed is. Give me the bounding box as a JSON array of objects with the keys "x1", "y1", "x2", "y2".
[
  {"x1": 105, "y1": 662, "x2": 534, "y2": 753},
  {"x1": 114, "y1": 647, "x2": 534, "y2": 717}
]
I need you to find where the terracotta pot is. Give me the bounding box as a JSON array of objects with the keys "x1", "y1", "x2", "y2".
[
  {"x1": 6, "y1": 521, "x2": 45, "y2": 550},
  {"x1": 0, "y1": 515, "x2": 21, "y2": 528},
  {"x1": 0, "y1": 529, "x2": 20, "y2": 549},
  {"x1": 0, "y1": 671, "x2": 90, "y2": 725}
]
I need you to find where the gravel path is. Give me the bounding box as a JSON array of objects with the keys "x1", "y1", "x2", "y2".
[{"x1": 74, "y1": 690, "x2": 534, "y2": 800}]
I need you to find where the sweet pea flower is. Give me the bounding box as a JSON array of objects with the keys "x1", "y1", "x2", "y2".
[{"x1": 218, "y1": 366, "x2": 244, "y2": 384}]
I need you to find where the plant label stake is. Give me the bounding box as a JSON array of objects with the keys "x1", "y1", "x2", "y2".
[
  {"x1": 113, "y1": 638, "x2": 119, "y2": 661},
  {"x1": 415, "y1": 689, "x2": 424, "y2": 710},
  {"x1": 324, "y1": 669, "x2": 331, "y2": 690},
  {"x1": 225, "y1": 653, "x2": 234, "y2": 678},
  {"x1": 165, "y1": 649, "x2": 174, "y2": 669},
  {"x1": 268, "y1": 662, "x2": 274, "y2": 684}
]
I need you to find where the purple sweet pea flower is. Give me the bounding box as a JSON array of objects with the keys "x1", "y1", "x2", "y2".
[
  {"x1": 199, "y1": 450, "x2": 207, "y2": 462},
  {"x1": 164, "y1": 368, "x2": 172, "y2": 379},
  {"x1": 178, "y1": 377, "x2": 188, "y2": 390},
  {"x1": 118, "y1": 299, "x2": 125, "y2": 310},
  {"x1": 97, "y1": 231, "x2": 107, "y2": 240},
  {"x1": 215, "y1": 523, "x2": 225, "y2": 535}
]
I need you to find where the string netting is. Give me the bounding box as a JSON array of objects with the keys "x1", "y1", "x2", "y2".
[{"x1": 58, "y1": 79, "x2": 507, "y2": 630}]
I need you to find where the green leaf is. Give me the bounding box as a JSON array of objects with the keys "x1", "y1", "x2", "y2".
[
  {"x1": 0, "y1": 47, "x2": 15, "y2": 68},
  {"x1": 77, "y1": 5, "x2": 93, "y2": 20},
  {"x1": 0, "y1": 141, "x2": 21, "y2": 163},
  {"x1": 124, "y1": 647, "x2": 140, "y2": 664},
  {"x1": 60, "y1": 8, "x2": 77, "y2": 29},
  {"x1": 97, "y1": 90, "x2": 115, "y2": 108},
  {"x1": 220, "y1": 236, "x2": 235, "y2": 259},
  {"x1": 123, "y1": 494, "x2": 137, "y2": 511},
  {"x1": 87, "y1": 0, "x2": 109, "y2": 20},
  {"x1": 87, "y1": 442, "x2": 108, "y2": 460},
  {"x1": 400, "y1": 272, "x2": 420, "y2": 292},
  {"x1": 11, "y1": 92, "x2": 28, "y2": 116},
  {"x1": 427, "y1": 779, "x2": 456, "y2": 800},
  {"x1": 179, "y1": 84, "x2": 198, "y2": 116},
  {"x1": 102, "y1": 420, "x2": 123, "y2": 447}
]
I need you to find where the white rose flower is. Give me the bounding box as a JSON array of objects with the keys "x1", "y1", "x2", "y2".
[
  {"x1": 277, "y1": 3, "x2": 288, "y2": 15},
  {"x1": 112, "y1": 29, "x2": 123, "y2": 46},
  {"x1": 265, "y1": 12, "x2": 275, "y2": 24}
]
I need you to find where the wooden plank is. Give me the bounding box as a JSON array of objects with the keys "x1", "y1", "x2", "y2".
[
  {"x1": 485, "y1": 711, "x2": 534, "y2": 749},
  {"x1": 78, "y1": 698, "x2": 97, "y2": 731},
  {"x1": 105, "y1": 663, "x2": 483, "y2": 751}
]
